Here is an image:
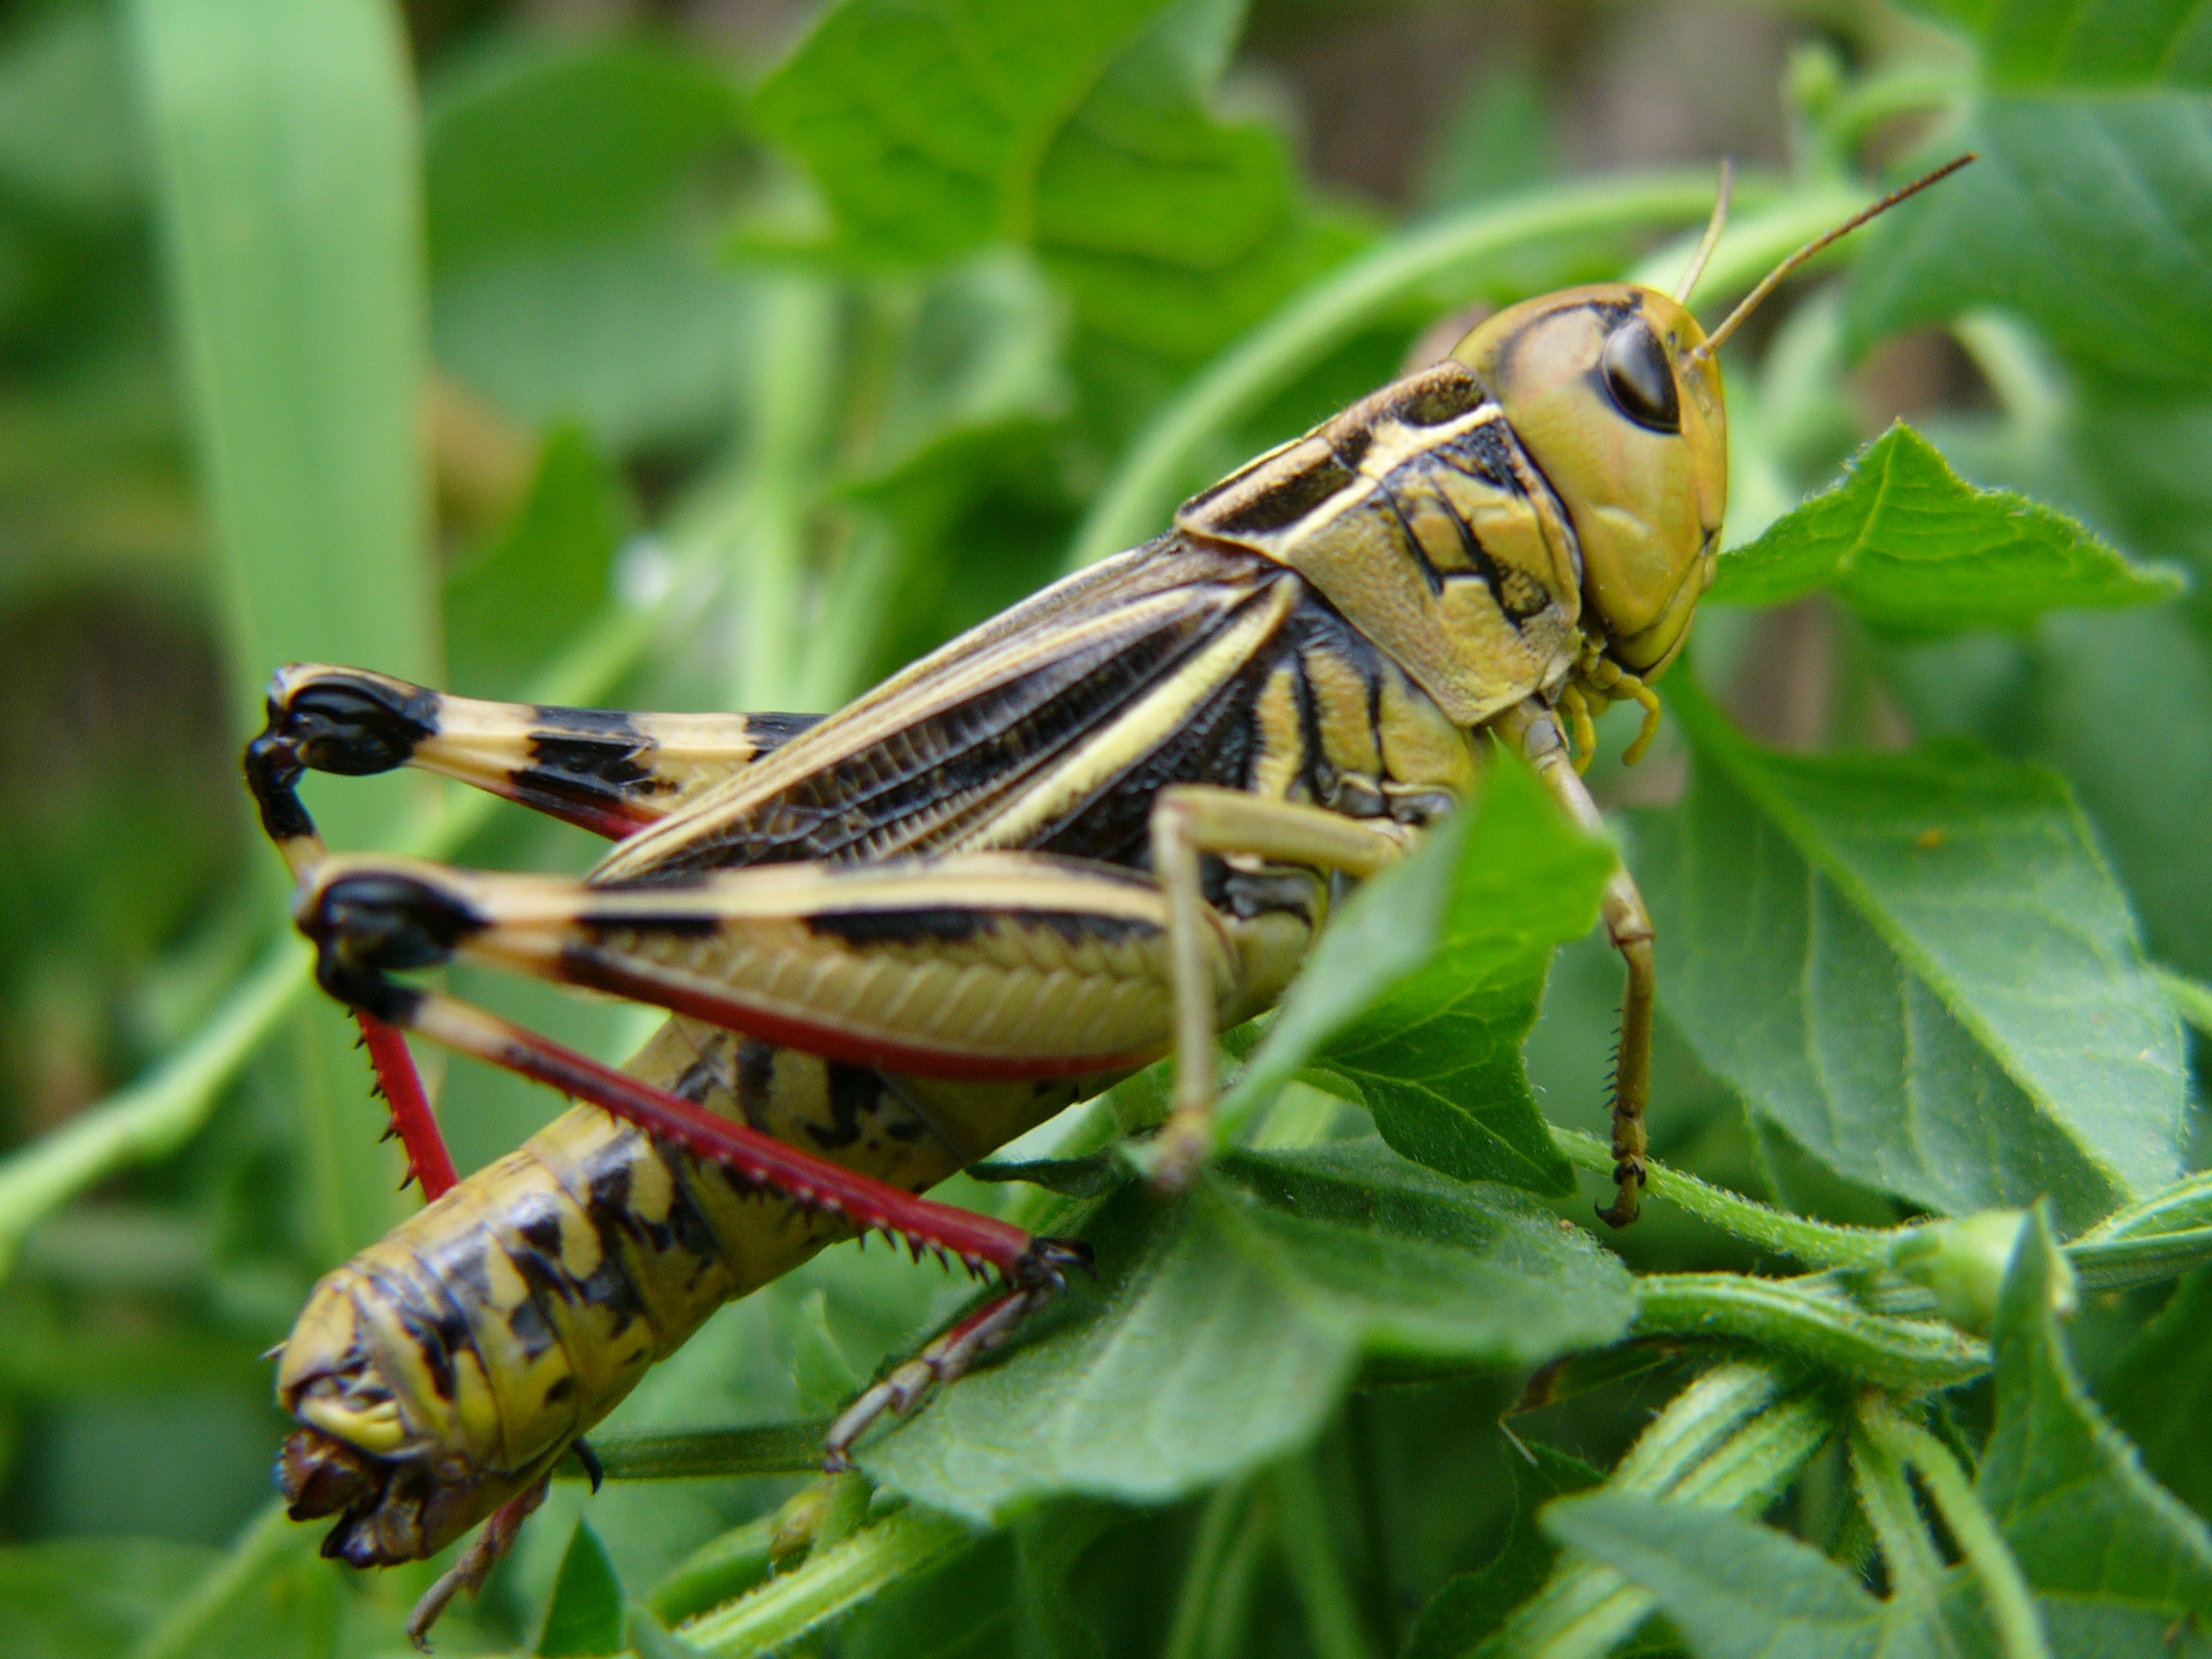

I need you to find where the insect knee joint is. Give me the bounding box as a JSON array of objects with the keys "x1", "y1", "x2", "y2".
[{"x1": 299, "y1": 871, "x2": 487, "y2": 1017}]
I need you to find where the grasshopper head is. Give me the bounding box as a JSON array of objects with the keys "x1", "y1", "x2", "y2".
[{"x1": 1451, "y1": 284, "x2": 1723, "y2": 681}]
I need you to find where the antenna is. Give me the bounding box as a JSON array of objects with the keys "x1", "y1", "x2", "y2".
[
  {"x1": 1691, "y1": 154, "x2": 1975, "y2": 362},
  {"x1": 1673, "y1": 157, "x2": 1734, "y2": 304}
]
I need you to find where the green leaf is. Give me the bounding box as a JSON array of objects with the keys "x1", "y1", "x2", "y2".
[
  {"x1": 1221, "y1": 754, "x2": 1612, "y2": 1197},
  {"x1": 1403, "y1": 1442, "x2": 1602, "y2": 1659},
  {"x1": 424, "y1": 38, "x2": 744, "y2": 274},
  {"x1": 751, "y1": 0, "x2": 1173, "y2": 265},
  {"x1": 433, "y1": 242, "x2": 754, "y2": 454},
  {"x1": 1711, "y1": 424, "x2": 2181, "y2": 628},
  {"x1": 860, "y1": 1142, "x2": 1634, "y2": 1522},
  {"x1": 1845, "y1": 98, "x2": 2212, "y2": 388},
  {"x1": 539, "y1": 1517, "x2": 626, "y2": 1658},
  {"x1": 2101, "y1": 1268, "x2": 2212, "y2": 1517},
  {"x1": 444, "y1": 424, "x2": 628, "y2": 699},
  {"x1": 1978, "y1": 1211, "x2": 2212, "y2": 1622},
  {"x1": 1899, "y1": 0, "x2": 2212, "y2": 88},
  {"x1": 1029, "y1": 0, "x2": 1331, "y2": 359},
  {"x1": 1544, "y1": 1490, "x2": 1944, "y2": 1659},
  {"x1": 1641, "y1": 690, "x2": 2185, "y2": 1229}
]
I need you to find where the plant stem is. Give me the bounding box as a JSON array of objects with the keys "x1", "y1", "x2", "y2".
[
  {"x1": 648, "y1": 1516, "x2": 779, "y2": 1627},
  {"x1": 1553, "y1": 1128, "x2": 1891, "y2": 1268},
  {"x1": 1270, "y1": 1451, "x2": 1377, "y2": 1659},
  {"x1": 676, "y1": 1508, "x2": 975, "y2": 1656},
  {"x1": 1845, "y1": 1417, "x2": 1945, "y2": 1613},
  {"x1": 1632, "y1": 1274, "x2": 1989, "y2": 1392},
  {"x1": 2067, "y1": 1226, "x2": 2212, "y2": 1290},
  {"x1": 1864, "y1": 1407, "x2": 2051, "y2": 1659},
  {"x1": 1066, "y1": 169, "x2": 1745, "y2": 569},
  {"x1": 2153, "y1": 965, "x2": 2212, "y2": 1039},
  {"x1": 130, "y1": 1501, "x2": 308, "y2": 1659},
  {"x1": 1164, "y1": 1477, "x2": 1273, "y2": 1659},
  {"x1": 731, "y1": 276, "x2": 837, "y2": 712},
  {"x1": 1501, "y1": 1363, "x2": 1831, "y2": 1659}
]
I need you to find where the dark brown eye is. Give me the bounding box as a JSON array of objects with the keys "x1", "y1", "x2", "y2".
[{"x1": 1600, "y1": 318, "x2": 1680, "y2": 434}]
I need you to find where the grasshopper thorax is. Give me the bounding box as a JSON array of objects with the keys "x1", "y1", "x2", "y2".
[{"x1": 1451, "y1": 284, "x2": 1724, "y2": 682}]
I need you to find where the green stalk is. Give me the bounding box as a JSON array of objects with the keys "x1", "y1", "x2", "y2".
[
  {"x1": 1845, "y1": 1421, "x2": 1945, "y2": 1613},
  {"x1": 1863, "y1": 1407, "x2": 2050, "y2": 1659},
  {"x1": 649, "y1": 1517, "x2": 779, "y2": 1628},
  {"x1": 1553, "y1": 1128, "x2": 1890, "y2": 1268},
  {"x1": 729, "y1": 276, "x2": 838, "y2": 712},
  {"x1": 2154, "y1": 965, "x2": 2212, "y2": 1039},
  {"x1": 2066, "y1": 1226, "x2": 2212, "y2": 1291},
  {"x1": 1065, "y1": 169, "x2": 1742, "y2": 569},
  {"x1": 1164, "y1": 1477, "x2": 1273, "y2": 1659},
  {"x1": 2078, "y1": 1166, "x2": 2212, "y2": 1243},
  {"x1": 677, "y1": 1508, "x2": 975, "y2": 1655},
  {"x1": 1498, "y1": 1363, "x2": 1830, "y2": 1659},
  {"x1": 1631, "y1": 1274, "x2": 1989, "y2": 1392},
  {"x1": 1270, "y1": 1452, "x2": 1377, "y2": 1659}
]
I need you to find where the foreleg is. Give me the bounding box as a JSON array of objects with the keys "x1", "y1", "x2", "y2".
[{"x1": 1494, "y1": 699, "x2": 1654, "y2": 1227}]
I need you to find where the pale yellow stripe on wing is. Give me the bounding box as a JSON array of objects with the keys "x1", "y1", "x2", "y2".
[
  {"x1": 592, "y1": 585, "x2": 1239, "y2": 879},
  {"x1": 963, "y1": 581, "x2": 1300, "y2": 851}
]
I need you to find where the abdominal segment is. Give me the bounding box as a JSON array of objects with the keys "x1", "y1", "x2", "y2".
[{"x1": 275, "y1": 1016, "x2": 1105, "y2": 1566}]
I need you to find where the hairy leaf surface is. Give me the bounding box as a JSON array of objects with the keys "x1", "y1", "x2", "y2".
[
  {"x1": 1641, "y1": 692, "x2": 2184, "y2": 1226},
  {"x1": 860, "y1": 1142, "x2": 1633, "y2": 1521},
  {"x1": 1712, "y1": 423, "x2": 2182, "y2": 627}
]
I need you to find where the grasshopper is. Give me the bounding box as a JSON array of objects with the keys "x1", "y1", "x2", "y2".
[{"x1": 241, "y1": 160, "x2": 1968, "y2": 1642}]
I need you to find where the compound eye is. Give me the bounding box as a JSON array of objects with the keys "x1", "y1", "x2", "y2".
[{"x1": 1600, "y1": 317, "x2": 1680, "y2": 434}]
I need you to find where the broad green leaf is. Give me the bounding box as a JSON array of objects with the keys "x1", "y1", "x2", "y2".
[
  {"x1": 1711, "y1": 424, "x2": 2181, "y2": 628},
  {"x1": 1222, "y1": 755, "x2": 1613, "y2": 1197},
  {"x1": 424, "y1": 39, "x2": 743, "y2": 275},
  {"x1": 2100, "y1": 1268, "x2": 2212, "y2": 1517},
  {"x1": 1846, "y1": 98, "x2": 2212, "y2": 388},
  {"x1": 1641, "y1": 691, "x2": 2185, "y2": 1228},
  {"x1": 1978, "y1": 1212, "x2": 2212, "y2": 1621},
  {"x1": 860, "y1": 1142, "x2": 1634, "y2": 1522},
  {"x1": 751, "y1": 0, "x2": 1173, "y2": 265},
  {"x1": 433, "y1": 242, "x2": 754, "y2": 453},
  {"x1": 539, "y1": 1518, "x2": 627, "y2": 1657},
  {"x1": 1544, "y1": 1491, "x2": 1944, "y2": 1659},
  {"x1": 1893, "y1": 0, "x2": 2212, "y2": 87},
  {"x1": 1030, "y1": 0, "x2": 1329, "y2": 360},
  {"x1": 1404, "y1": 1442, "x2": 1601, "y2": 1659},
  {"x1": 444, "y1": 425, "x2": 628, "y2": 700}
]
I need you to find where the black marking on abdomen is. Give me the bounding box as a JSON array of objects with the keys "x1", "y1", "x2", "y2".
[
  {"x1": 813, "y1": 1065, "x2": 885, "y2": 1150},
  {"x1": 806, "y1": 908, "x2": 986, "y2": 949},
  {"x1": 733, "y1": 1040, "x2": 778, "y2": 1133}
]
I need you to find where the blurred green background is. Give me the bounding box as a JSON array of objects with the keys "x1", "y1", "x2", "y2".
[{"x1": 0, "y1": 0, "x2": 2205, "y2": 1653}]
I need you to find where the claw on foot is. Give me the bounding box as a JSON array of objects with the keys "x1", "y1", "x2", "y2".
[{"x1": 822, "y1": 1235, "x2": 1090, "y2": 1466}]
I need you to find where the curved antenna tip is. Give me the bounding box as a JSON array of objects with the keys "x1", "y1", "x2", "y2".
[
  {"x1": 1673, "y1": 156, "x2": 1734, "y2": 304},
  {"x1": 1691, "y1": 153, "x2": 1976, "y2": 362}
]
